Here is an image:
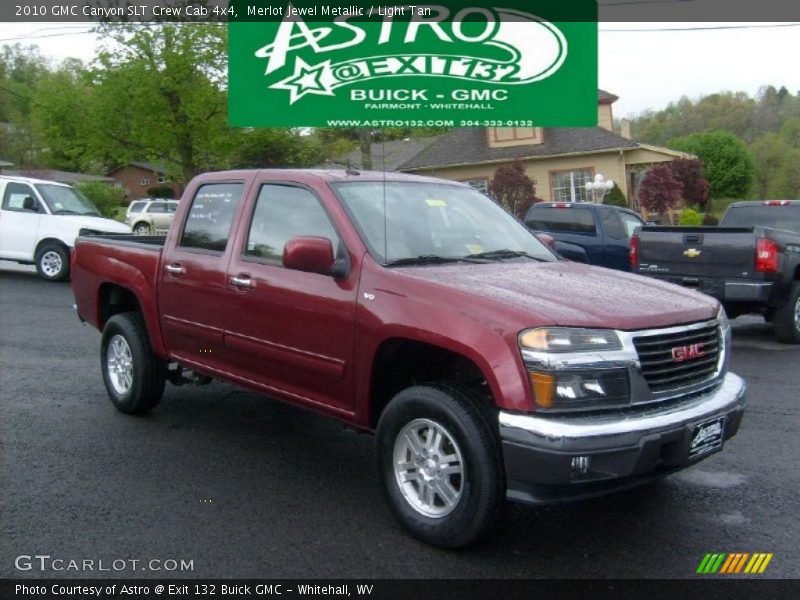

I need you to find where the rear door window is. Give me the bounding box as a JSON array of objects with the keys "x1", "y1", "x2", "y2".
[
  {"x1": 527, "y1": 206, "x2": 597, "y2": 235},
  {"x1": 179, "y1": 183, "x2": 244, "y2": 252}
]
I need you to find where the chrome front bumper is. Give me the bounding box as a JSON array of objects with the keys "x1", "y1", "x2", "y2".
[{"x1": 498, "y1": 373, "x2": 747, "y2": 503}]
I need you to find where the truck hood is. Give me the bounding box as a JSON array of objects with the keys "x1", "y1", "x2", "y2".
[
  {"x1": 397, "y1": 260, "x2": 718, "y2": 331},
  {"x1": 61, "y1": 215, "x2": 132, "y2": 234}
]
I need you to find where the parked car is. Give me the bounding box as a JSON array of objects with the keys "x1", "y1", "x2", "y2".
[
  {"x1": 125, "y1": 198, "x2": 179, "y2": 235},
  {"x1": 632, "y1": 200, "x2": 800, "y2": 343},
  {"x1": 0, "y1": 175, "x2": 131, "y2": 281},
  {"x1": 524, "y1": 202, "x2": 644, "y2": 271},
  {"x1": 71, "y1": 170, "x2": 746, "y2": 547}
]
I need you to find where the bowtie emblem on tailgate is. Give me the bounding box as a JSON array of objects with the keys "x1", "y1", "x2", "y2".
[
  {"x1": 672, "y1": 343, "x2": 706, "y2": 363},
  {"x1": 683, "y1": 248, "x2": 702, "y2": 258}
]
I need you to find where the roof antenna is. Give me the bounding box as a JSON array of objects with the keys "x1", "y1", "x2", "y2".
[{"x1": 382, "y1": 130, "x2": 388, "y2": 262}]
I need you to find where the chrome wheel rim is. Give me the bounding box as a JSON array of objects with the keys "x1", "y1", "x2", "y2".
[
  {"x1": 393, "y1": 418, "x2": 464, "y2": 518},
  {"x1": 40, "y1": 250, "x2": 62, "y2": 277},
  {"x1": 135, "y1": 224, "x2": 150, "y2": 235},
  {"x1": 107, "y1": 334, "x2": 133, "y2": 395},
  {"x1": 794, "y1": 296, "x2": 800, "y2": 331}
]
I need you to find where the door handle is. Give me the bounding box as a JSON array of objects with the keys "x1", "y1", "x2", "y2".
[
  {"x1": 165, "y1": 263, "x2": 185, "y2": 275},
  {"x1": 230, "y1": 275, "x2": 254, "y2": 289}
]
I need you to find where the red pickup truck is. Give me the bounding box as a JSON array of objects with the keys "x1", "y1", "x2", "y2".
[{"x1": 72, "y1": 169, "x2": 747, "y2": 547}]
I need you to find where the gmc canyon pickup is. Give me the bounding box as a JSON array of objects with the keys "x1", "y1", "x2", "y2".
[
  {"x1": 633, "y1": 200, "x2": 800, "y2": 343},
  {"x1": 72, "y1": 170, "x2": 747, "y2": 547}
]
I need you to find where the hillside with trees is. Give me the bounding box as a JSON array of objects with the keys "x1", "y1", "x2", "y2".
[{"x1": 629, "y1": 86, "x2": 800, "y2": 200}]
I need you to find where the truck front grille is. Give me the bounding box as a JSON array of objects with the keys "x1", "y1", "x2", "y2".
[{"x1": 633, "y1": 324, "x2": 721, "y2": 393}]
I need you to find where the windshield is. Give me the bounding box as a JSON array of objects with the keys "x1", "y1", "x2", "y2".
[
  {"x1": 334, "y1": 182, "x2": 556, "y2": 265},
  {"x1": 722, "y1": 205, "x2": 800, "y2": 232},
  {"x1": 35, "y1": 184, "x2": 101, "y2": 216}
]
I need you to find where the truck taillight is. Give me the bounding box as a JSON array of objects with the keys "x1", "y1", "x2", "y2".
[
  {"x1": 755, "y1": 238, "x2": 779, "y2": 272},
  {"x1": 553, "y1": 203, "x2": 571, "y2": 208},
  {"x1": 630, "y1": 233, "x2": 640, "y2": 269}
]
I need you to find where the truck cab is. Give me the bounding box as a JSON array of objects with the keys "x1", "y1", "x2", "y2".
[{"x1": 525, "y1": 202, "x2": 644, "y2": 271}]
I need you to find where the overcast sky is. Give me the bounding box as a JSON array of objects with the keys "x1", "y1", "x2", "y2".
[{"x1": 1, "y1": 21, "x2": 799, "y2": 118}]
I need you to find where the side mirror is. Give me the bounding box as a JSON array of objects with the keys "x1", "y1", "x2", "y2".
[{"x1": 283, "y1": 236, "x2": 339, "y2": 276}]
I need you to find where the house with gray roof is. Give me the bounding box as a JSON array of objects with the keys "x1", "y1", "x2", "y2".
[{"x1": 350, "y1": 90, "x2": 690, "y2": 209}]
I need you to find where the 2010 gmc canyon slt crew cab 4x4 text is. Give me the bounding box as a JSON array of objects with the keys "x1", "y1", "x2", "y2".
[{"x1": 71, "y1": 170, "x2": 747, "y2": 547}]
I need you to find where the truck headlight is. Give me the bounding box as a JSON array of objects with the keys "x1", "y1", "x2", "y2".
[
  {"x1": 528, "y1": 369, "x2": 629, "y2": 411},
  {"x1": 519, "y1": 328, "x2": 622, "y2": 353}
]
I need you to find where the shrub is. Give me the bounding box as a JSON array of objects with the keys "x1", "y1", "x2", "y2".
[
  {"x1": 702, "y1": 214, "x2": 719, "y2": 226},
  {"x1": 147, "y1": 185, "x2": 176, "y2": 198},
  {"x1": 603, "y1": 183, "x2": 628, "y2": 207},
  {"x1": 488, "y1": 159, "x2": 538, "y2": 219},
  {"x1": 75, "y1": 181, "x2": 126, "y2": 218},
  {"x1": 679, "y1": 208, "x2": 703, "y2": 226},
  {"x1": 639, "y1": 164, "x2": 683, "y2": 213}
]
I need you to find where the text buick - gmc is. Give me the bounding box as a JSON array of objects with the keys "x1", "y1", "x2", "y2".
[{"x1": 71, "y1": 170, "x2": 747, "y2": 547}]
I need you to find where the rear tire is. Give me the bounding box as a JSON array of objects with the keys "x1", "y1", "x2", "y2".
[
  {"x1": 773, "y1": 282, "x2": 800, "y2": 344},
  {"x1": 101, "y1": 312, "x2": 166, "y2": 414},
  {"x1": 34, "y1": 242, "x2": 70, "y2": 282},
  {"x1": 376, "y1": 384, "x2": 505, "y2": 548},
  {"x1": 134, "y1": 222, "x2": 152, "y2": 235}
]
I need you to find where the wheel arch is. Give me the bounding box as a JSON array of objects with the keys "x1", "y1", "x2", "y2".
[
  {"x1": 366, "y1": 336, "x2": 500, "y2": 429},
  {"x1": 96, "y1": 281, "x2": 167, "y2": 357}
]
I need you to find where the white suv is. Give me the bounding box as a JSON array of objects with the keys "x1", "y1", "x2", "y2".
[
  {"x1": 0, "y1": 176, "x2": 131, "y2": 281},
  {"x1": 125, "y1": 199, "x2": 179, "y2": 235}
]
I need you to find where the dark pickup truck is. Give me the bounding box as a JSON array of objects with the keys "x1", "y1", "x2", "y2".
[
  {"x1": 632, "y1": 200, "x2": 800, "y2": 343},
  {"x1": 524, "y1": 202, "x2": 644, "y2": 271},
  {"x1": 72, "y1": 169, "x2": 746, "y2": 547}
]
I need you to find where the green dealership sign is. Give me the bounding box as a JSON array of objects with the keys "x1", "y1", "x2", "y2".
[{"x1": 228, "y1": 1, "x2": 597, "y2": 127}]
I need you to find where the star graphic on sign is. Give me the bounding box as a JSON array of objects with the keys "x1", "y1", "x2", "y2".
[{"x1": 270, "y1": 57, "x2": 335, "y2": 104}]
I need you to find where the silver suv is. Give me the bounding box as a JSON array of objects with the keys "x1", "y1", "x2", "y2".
[{"x1": 125, "y1": 199, "x2": 179, "y2": 235}]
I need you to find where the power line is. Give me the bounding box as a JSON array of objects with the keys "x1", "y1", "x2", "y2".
[{"x1": 601, "y1": 22, "x2": 800, "y2": 32}]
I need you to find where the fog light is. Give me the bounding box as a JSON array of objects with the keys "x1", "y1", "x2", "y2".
[{"x1": 571, "y1": 456, "x2": 591, "y2": 475}]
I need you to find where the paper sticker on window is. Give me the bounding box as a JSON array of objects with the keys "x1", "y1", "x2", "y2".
[
  {"x1": 466, "y1": 244, "x2": 484, "y2": 254},
  {"x1": 426, "y1": 199, "x2": 447, "y2": 207}
]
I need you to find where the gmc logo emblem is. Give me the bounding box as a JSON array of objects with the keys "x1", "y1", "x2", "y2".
[{"x1": 671, "y1": 343, "x2": 706, "y2": 363}]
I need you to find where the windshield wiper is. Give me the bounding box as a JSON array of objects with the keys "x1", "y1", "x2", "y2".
[
  {"x1": 54, "y1": 209, "x2": 80, "y2": 215},
  {"x1": 80, "y1": 211, "x2": 102, "y2": 217},
  {"x1": 385, "y1": 254, "x2": 484, "y2": 267},
  {"x1": 465, "y1": 249, "x2": 547, "y2": 262}
]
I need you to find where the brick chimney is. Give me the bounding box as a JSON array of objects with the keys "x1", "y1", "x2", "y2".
[{"x1": 620, "y1": 118, "x2": 631, "y2": 140}]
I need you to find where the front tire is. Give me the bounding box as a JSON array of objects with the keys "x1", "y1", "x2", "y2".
[
  {"x1": 101, "y1": 312, "x2": 166, "y2": 414},
  {"x1": 774, "y1": 282, "x2": 800, "y2": 344},
  {"x1": 134, "y1": 222, "x2": 152, "y2": 235},
  {"x1": 376, "y1": 384, "x2": 505, "y2": 548},
  {"x1": 35, "y1": 242, "x2": 70, "y2": 281}
]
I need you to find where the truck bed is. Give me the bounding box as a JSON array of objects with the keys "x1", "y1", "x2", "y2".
[{"x1": 72, "y1": 234, "x2": 165, "y2": 333}]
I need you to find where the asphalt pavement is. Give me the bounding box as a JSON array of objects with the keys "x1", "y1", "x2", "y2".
[{"x1": 1, "y1": 264, "x2": 798, "y2": 579}]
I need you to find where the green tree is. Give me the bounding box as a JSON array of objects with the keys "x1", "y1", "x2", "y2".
[
  {"x1": 30, "y1": 59, "x2": 96, "y2": 172},
  {"x1": 90, "y1": 23, "x2": 233, "y2": 183},
  {"x1": 229, "y1": 129, "x2": 325, "y2": 169},
  {"x1": 75, "y1": 181, "x2": 126, "y2": 218},
  {"x1": 669, "y1": 131, "x2": 755, "y2": 198}
]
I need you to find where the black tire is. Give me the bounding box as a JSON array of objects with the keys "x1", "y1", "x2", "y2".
[
  {"x1": 134, "y1": 222, "x2": 152, "y2": 235},
  {"x1": 773, "y1": 282, "x2": 800, "y2": 344},
  {"x1": 376, "y1": 384, "x2": 505, "y2": 548},
  {"x1": 101, "y1": 312, "x2": 166, "y2": 414},
  {"x1": 34, "y1": 242, "x2": 70, "y2": 282}
]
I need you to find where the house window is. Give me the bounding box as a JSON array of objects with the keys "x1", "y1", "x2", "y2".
[
  {"x1": 464, "y1": 179, "x2": 489, "y2": 194},
  {"x1": 157, "y1": 176, "x2": 167, "y2": 184},
  {"x1": 140, "y1": 178, "x2": 150, "y2": 186},
  {"x1": 550, "y1": 169, "x2": 593, "y2": 203}
]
